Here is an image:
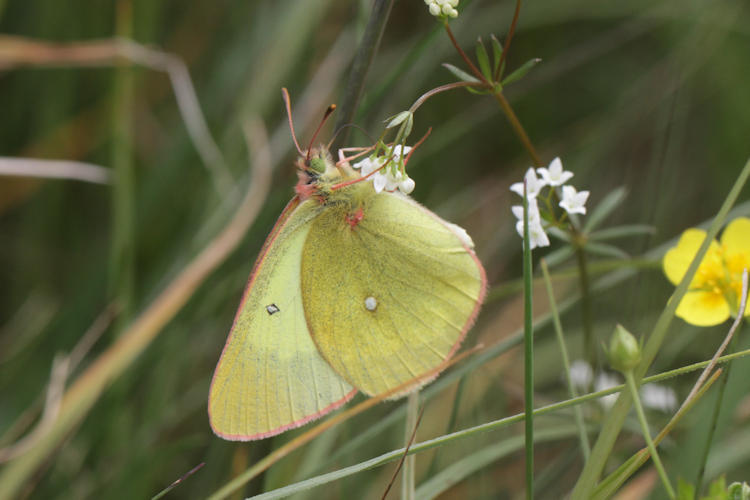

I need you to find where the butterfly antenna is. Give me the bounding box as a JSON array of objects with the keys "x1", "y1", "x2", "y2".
[
  {"x1": 306, "y1": 104, "x2": 337, "y2": 162},
  {"x1": 281, "y1": 88, "x2": 304, "y2": 156}
]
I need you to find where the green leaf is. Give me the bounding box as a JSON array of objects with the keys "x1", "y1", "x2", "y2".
[
  {"x1": 678, "y1": 478, "x2": 697, "y2": 500},
  {"x1": 541, "y1": 245, "x2": 575, "y2": 268},
  {"x1": 442, "y1": 63, "x2": 480, "y2": 83},
  {"x1": 705, "y1": 476, "x2": 729, "y2": 500},
  {"x1": 501, "y1": 57, "x2": 542, "y2": 86},
  {"x1": 490, "y1": 34, "x2": 503, "y2": 76},
  {"x1": 475, "y1": 37, "x2": 492, "y2": 80},
  {"x1": 546, "y1": 226, "x2": 572, "y2": 243},
  {"x1": 585, "y1": 242, "x2": 630, "y2": 260},
  {"x1": 588, "y1": 224, "x2": 656, "y2": 241},
  {"x1": 584, "y1": 186, "x2": 628, "y2": 232}
]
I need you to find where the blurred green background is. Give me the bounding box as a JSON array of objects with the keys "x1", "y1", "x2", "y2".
[{"x1": 1, "y1": 0, "x2": 750, "y2": 498}]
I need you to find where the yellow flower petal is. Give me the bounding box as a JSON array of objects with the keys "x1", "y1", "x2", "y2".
[
  {"x1": 720, "y1": 217, "x2": 750, "y2": 254},
  {"x1": 675, "y1": 290, "x2": 730, "y2": 326},
  {"x1": 662, "y1": 228, "x2": 720, "y2": 286},
  {"x1": 721, "y1": 217, "x2": 750, "y2": 278}
]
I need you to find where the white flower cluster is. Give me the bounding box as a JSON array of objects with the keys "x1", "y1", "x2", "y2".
[
  {"x1": 424, "y1": 0, "x2": 459, "y2": 18},
  {"x1": 352, "y1": 145, "x2": 415, "y2": 195},
  {"x1": 569, "y1": 360, "x2": 677, "y2": 412},
  {"x1": 509, "y1": 157, "x2": 589, "y2": 249}
]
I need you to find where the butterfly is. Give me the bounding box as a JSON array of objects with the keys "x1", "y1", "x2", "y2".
[{"x1": 208, "y1": 91, "x2": 487, "y2": 440}]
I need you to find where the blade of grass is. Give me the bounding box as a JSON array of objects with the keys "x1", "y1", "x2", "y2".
[
  {"x1": 331, "y1": 0, "x2": 394, "y2": 151},
  {"x1": 415, "y1": 425, "x2": 581, "y2": 500},
  {"x1": 522, "y1": 185, "x2": 535, "y2": 499},
  {"x1": 541, "y1": 259, "x2": 590, "y2": 461},
  {"x1": 110, "y1": 0, "x2": 135, "y2": 324},
  {"x1": 401, "y1": 392, "x2": 420, "y2": 500}
]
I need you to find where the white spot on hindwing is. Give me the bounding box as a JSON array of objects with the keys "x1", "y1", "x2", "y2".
[
  {"x1": 266, "y1": 304, "x2": 280, "y2": 315},
  {"x1": 364, "y1": 296, "x2": 377, "y2": 311}
]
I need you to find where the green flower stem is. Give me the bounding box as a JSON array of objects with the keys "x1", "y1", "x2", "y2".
[
  {"x1": 492, "y1": 90, "x2": 542, "y2": 167},
  {"x1": 574, "y1": 244, "x2": 595, "y2": 368},
  {"x1": 695, "y1": 332, "x2": 738, "y2": 494},
  {"x1": 624, "y1": 370, "x2": 675, "y2": 499},
  {"x1": 541, "y1": 259, "x2": 590, "y2": 461},
  {"x1": 522, "y1": 190, "x2": 535, "y2": 499}
]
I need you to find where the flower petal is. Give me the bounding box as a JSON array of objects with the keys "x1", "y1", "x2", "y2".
[
  {"x1": 675, "y1": 290, "x2": 730, "y2": 326},
  {"x1": 720, "y1": 217, "x2": 750, "y2": 266},
  {"x1": 662, "y1": 228, "x2": 720, "y2": 286}
]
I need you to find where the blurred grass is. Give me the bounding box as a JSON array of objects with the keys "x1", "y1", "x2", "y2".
[{"x1": 1, "y1": 0, "x2": 750, "y2": 498}]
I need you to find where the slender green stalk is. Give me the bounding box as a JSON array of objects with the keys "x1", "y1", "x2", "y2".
[
  {"x1": 571, "y1": 157, "x2": 750, "y2": 498},
  {"x1": 574, "y1": 245, "x2": 595, "y2": 368},
  {"x1": 402, "y1": 392, "x2": 419, "y2": 500},
  {"x1": 522, "y1": 188, "x2": 534, "y2": 499},
  {"x1": 331, "y1": 0, "x2": 394, "y2": 151},
  {"x1": 624, "y1": 371, "x2": 675, "y2": 499},
  {"x1": 110, "y1": 0, "x2": 135, "y2": 323},
  {"x1": 695, "y1": 333, "x2": 738, "y2": 494},
  {"x1": 541, "y1": 259, "x2": 590, "y2": 461}
]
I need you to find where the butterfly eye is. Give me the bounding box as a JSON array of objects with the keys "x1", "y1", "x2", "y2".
[
  {"x1": 308, "y1": 155, "x2": 327, "y2": 174},
  {"x1": 364, "y1": 296, "x2": 378, "y2": 311}
]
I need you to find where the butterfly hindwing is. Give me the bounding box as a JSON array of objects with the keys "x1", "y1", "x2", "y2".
[
  {"x1": 209, "y1": 198, "x2": 355, "y2": 440},
  {"x1": 300, "y1": 191, "x2": 486, "y2": 397}
]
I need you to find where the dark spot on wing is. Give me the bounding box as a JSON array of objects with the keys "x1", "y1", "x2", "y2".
[{"x1": 266, "y1": 304, "x2": 280, "y2": 315}]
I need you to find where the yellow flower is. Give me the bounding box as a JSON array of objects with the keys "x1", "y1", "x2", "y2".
[{"x1": 663, "y1": 217, "x2": 750, "y2": 326}]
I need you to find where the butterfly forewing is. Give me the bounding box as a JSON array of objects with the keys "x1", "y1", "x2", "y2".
[
  {"x1": 300, "y1": 191, "x2": 486, "y2": 397},
  {"x1": 209, "y1": 198, "x2": 355, "y2": 440}
]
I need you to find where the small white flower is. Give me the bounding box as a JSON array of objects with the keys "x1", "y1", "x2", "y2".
[
  {"x1": 594, "y1": 372, "x2": 621, "y2": 410},
  {"x1": 355, "y1": 145, "x2": 415, "y2": 194},
  {"x1": 426, "y1": 0, "x2": 459, "y2": 18},
  {"x1": 512, "y1": 198, "x2": 548, "y2": 249},
  {"x1": 515, "y1": 218, "x2": 550, "y2": 249},
  {"x1": 537, "y1": 157, "x2": 573, "y2": 186},
  {"x1": 353, "y1": 156, "x2": 381, "y2": 177},
  {"x1": 372, "y1": 169, "x2": 415, "y2": 195},
  {"x1": 511, "y1": 198, "x2": 541, "y2": 225},
  {"x1": 559, "y1": 185, "x2": 590, "y2": 215},
  {"x1": 399, "y1": 176, "x2": 415, "y2": 194},
  {"x1": 568, "y1": 360, "x2": 593, "y2": 390},
  {"x1": 510, "y1": 168, "x2": 546, "y2": 199},
  {"x1": 640, "y1": 384, "x2": 677, "y2": 413}
]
